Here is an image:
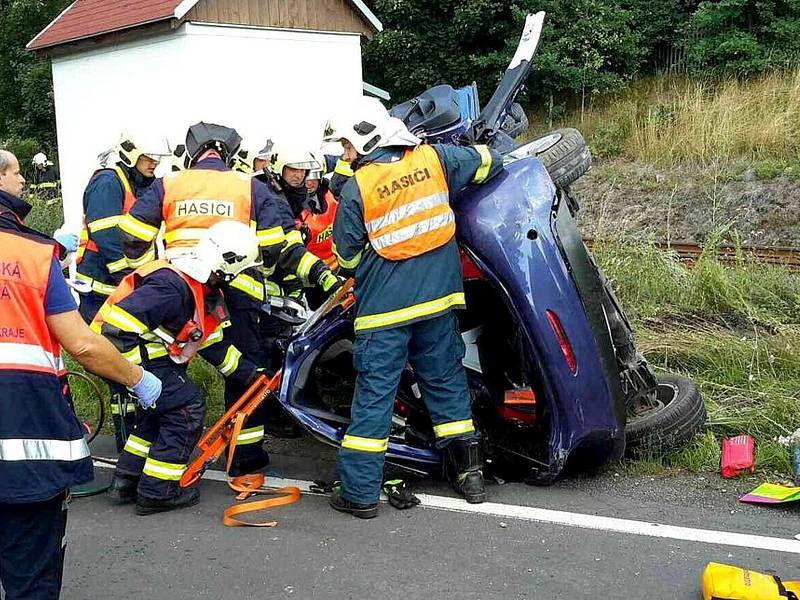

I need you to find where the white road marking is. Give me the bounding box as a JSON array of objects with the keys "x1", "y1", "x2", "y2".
[{"x1": 93, "y1": 460, "x2": 800, "y2": 554}]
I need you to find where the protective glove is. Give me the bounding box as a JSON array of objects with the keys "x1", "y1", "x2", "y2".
[
  {"x1": 382, "y1": 479, "x2": 421, "y2": 510},
  {"x1": 318, "y1": 270, "x2": 344, "y2": 296},
  {"x1": 54, "y1": 231, "x2": 79, "y2": 253},
  {"x1": 128, "y1": 369, "x2": 162, "y2": 410}
]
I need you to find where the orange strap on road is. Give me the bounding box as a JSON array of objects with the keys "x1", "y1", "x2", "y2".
[{"x1": 222, "y1": 474, "x2": 301, "y2": 528}]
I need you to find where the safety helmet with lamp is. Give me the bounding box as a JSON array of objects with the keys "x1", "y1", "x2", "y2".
[
  {"x1": 185, "y1": 122, "x2": 242, "y2": 167},
  {"x1": 116, "y1": 132, "x2": 170, "y2": 168},
  {"x1": 230, "y1": 147, "x2": 256, "y2": 174},
  {"x1": 324, "y1": 96, "x2": 420, "y2": 157},
  {"x1": 170, "y1": 144, "x2": 189, "y2": 172},
  {"x1": 267, "y1": 143, "x2": 321, "y2": 180},
  {"x1": 169, "y1": 221, "x2": 261, "y2": 284}
]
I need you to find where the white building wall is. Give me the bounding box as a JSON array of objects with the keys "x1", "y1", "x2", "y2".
[{"x1": 51, "y1": 22, "x2": 364, "y2": 227}]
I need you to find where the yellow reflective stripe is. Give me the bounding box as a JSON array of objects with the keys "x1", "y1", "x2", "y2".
[
  {"x1": 111, "y1": 402, "x2": 137, "y2": 415},
  {"x1": 229, "y1": 273, "x2": 265, "y2": 301},
  {"x1": 163, "y1": 228, "x2": 207, "y2": 245},
  {"x1": 127, "y1": 246, "x2": 156, "y2": 269},
  {"x1": 257, "y1": 226, "x2": 284, "y2": 247},
  {"x1": 472, "y1": 145, "x2": 493, "y2": 184},
  {"x1": 142, "y1": 457, "x2": 186, "y2": 481},
  {"x1": 341, "y1": 435, "x2": 388, "y2": 453},
  {"x1": 433, "y1": 419, "x2": 475, "y2": 438},
  {"x1": 218, "y1": 346, "x2": 242, "y2": 376},
  {"x1": 264, "y1": 281, "x2": 282, "y2": 296},
  {"x1": 334, "y1": 159, "x2": 354, "y2": 177},
  {"x1": 342, "y1": 435, "x2": 388, "y2": 453},
  {"x1": 101, "y1": 304, "x2": 148, "y2": 334},
  {"x1": 88, "y1": 215, "x2": 121, "y2": 233},
  {"x1": 119, "y1": 214, "x2": 159, "y2": 241},
  {"x1": 106, "y1": 257, "x2": 128, "y2": 274},
  {"x1": 354, "y1": 292, "x2": 466, "y2": 332},
  {"x1": 332, "y1": 243, "x2": 362, "y2": 270},
  {"x1": 284, "y1": 230, "x2": 304, "y2": 247},
  {"x1": 199, "y1": 327, "x2": 225, "y2": 350},
  {"x1": 123, "y1": 435, "x2": 151, "y2": 458},
  {"x1": 113, "y1": 165, "x2": 133, "y2": 196},
  {"x1": 144, "y1": 343, "x2": 168, "y2": 360},
  {"x1": 236, "y1": 426, "x2": 264, "y2": 446},
  {"x1": 76, "y1": 273, "x2": 116, "y2": 295},
  {"x1": 122, "y1": 347, "x2": 142, "y2": 364},
  {"x1": 297, "y1": 252, "x2": 318, "y2": 282}
]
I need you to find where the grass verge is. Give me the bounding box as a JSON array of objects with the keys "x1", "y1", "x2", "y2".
[{"x1": 592, "y1": 237, "x2": 800, "y2": 478}]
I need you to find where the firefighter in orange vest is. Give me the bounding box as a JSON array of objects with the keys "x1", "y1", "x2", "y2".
[
  {"x1": 325, "y1": 98, "x2": 503, "y2": 518},
  {"x1": 95, "y1": 221, "x2": 261, "y2": 514},
  {"x1": 120, "y1": 123, "x2": 342, "y2": 477},
  {"x1": 0, "y1": 149, "x2": 162, "y2": 597},
  {"x1": 76, "y1": 133, "x2": 169, "y2": 453}
]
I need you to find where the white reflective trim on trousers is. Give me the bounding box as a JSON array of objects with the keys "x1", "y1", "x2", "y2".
[
  {"x1": 0, "y1": 438, "x2": 90, "y2": 461},
  {"x1": 370, "y1": 211, "x2": 455, "y2": 252},
  {"x1": 0, "y1": 342, "x2": 63, "y2": 372},
  {"x1": 365, "y1": 192, "x2": 449, "y2": 235}
]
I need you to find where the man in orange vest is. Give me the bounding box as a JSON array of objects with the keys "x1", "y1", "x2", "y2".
[
  {"x1": 0, "y1": 149, "x2": 162, "y2": 598},
  {"x1": 95, "y1": 221, "x2": 261, "y2": 514},
  {"x1": 120, "y1": 123, "x2": 342, "y2": 477},
  {"x1": 325, "y1": 98, "x2": 503, "y2": 518}
]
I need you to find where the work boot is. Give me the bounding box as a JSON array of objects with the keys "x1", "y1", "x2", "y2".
[
  {"x1": 443, "y1": 438, "x2": 487, "y2": 504},
  {"x1": 106, "y1": 473, "x2": 139, "y2": 505},
  {"x1": 135, "y1": 488, "x2": 200, "y2": 516},
  {"x1": 329, "y1": 486, "x2": 378, "y2": 519}
]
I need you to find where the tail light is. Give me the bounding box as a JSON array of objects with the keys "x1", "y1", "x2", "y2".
[{"x1": 546, "y1": 309, "x2": 577, "y2": 374}]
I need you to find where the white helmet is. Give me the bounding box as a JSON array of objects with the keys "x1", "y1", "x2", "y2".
[
  {"x1": 32, "y1": 152, "x2": 49, "y2": 167},
  {"x1": 170, "y1": 221, "x2": 261, "y2": 284},
  {"x1": 267, "y1": 142, "x2": 321, "y2": 179},
  {"x1": 230, "y1": 146, "x2": 256, "y2": 174},
  {"x1": 307, "y1": 151, "x2": 324, "y2": 181},
  {"x1": 116, "y1": 132, "x2": 170, "y2": 168},
  {"x1": 324, "y1": 96, "x2": 420, "y2": 156}
]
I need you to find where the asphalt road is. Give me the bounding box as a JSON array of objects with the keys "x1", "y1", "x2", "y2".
[{"x1": 59, "y1": 436, "x2": 800, "y2": 600}]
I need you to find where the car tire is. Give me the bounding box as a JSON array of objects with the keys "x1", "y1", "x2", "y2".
[
  {"x1": 528, "y1": 128, "x2": 592, "y2": 188},
  {"x1": 624, "y1": 373, "x2": 707, "y2": 457}
]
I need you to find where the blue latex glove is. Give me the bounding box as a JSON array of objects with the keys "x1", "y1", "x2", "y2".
[
  {"x1": 129, "y1": 369, "x2": 162, "y2": 410},
  {"x1": 54, "y1": 232, "x2": 79, "y2": 253}
]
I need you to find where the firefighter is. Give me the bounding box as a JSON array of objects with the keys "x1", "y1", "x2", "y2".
[
  {"x1": 76, "y1": 133, "x2": 169, "y2": 453},
  {"x1": 30, "y1": 152, "x2": 60, "y2": 201},
  {"x1": 76, "y1": 133, "x2": 169, "y2": 322},
  {"x1": 120, "y1": 123, "x2": 342, "y2": 476},
  {"x1": 325, "y1": 98, "x2": 504, "y2": 518},
  {"x1": 96, "y1": 221, "x2": 261, "y2": 514},
  {"x1": 0, "y1": 149, "x2": 161, "y2": 598}
]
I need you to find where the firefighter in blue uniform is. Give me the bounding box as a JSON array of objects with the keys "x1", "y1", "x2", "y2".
[
  {"x1": 96, "y1": 221, "x2": 262, "y2": 514},
  {"x1": 0, "y1": 149, "x2": 161, "y2": 599},
  {"x1": 120, "y1": 123, "x2": 342, "y2": 477},
  {"x1": 325, "y1": 98, "x2": 503, "y2": 518},
  {"x1": 76, "y1": 133, "x2": 169, "y2": 453}
]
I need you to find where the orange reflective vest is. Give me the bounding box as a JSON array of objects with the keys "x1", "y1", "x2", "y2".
[
  {"x1": 77, "y1": 165, "x2": 137, "y2": 264},
  {"x1": 161, "y1": 169, "x2": 252, "y2": 252},
  {"x1": 297, "y1": 191, "x2": 338, "y2": 270},
  {"x1": 355, "y1": 145, "x2": 454, "y2": 261},
  {"x1": 92, "y1": 260, "x2": 226, "y2": 365},
  {"x1": 0, "y1": 231, "x2": 65, "y2": 376}
]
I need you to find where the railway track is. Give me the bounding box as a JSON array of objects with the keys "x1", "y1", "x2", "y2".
[{"x1": 583, "y1": 238, "x2": 800, "y2": 270}]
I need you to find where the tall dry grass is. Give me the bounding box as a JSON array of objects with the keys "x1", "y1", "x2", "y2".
[{"x1": 551, "y1": 70, "x2": 800, "y2": 166}]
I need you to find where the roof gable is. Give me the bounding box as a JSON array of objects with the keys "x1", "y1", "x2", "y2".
[{"x1": 28, "y1": 0, "x2": 382, "y2": 52}]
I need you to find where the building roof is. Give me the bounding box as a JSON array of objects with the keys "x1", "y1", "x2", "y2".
[{"x1": 28, "y1": 0, "x2": 382, "y2": 52}]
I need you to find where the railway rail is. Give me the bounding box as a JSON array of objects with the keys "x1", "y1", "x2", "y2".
[{"x1": 583, "y1": 239, "x2": 800, "y2": 270}]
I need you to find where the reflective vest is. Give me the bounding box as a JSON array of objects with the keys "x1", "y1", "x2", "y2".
[
  {"x1": 0, "y1": 230, "x2": 91, "y2": 502},
  {"x1": 297, "y1": 191, "x2": 338, "y2": 270},
  {"x1": 92, "y1": 260, "x2": 227, "y2": 365},
  {"x1": 355, "y1": 145, "x2": 454, "y2": 261},
  {"x1": 77, "y1": 165, "x2": 137, "y2": 264},
  {"x1": 161, "y1": 169, "x2": 252, "y2": 255}
]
